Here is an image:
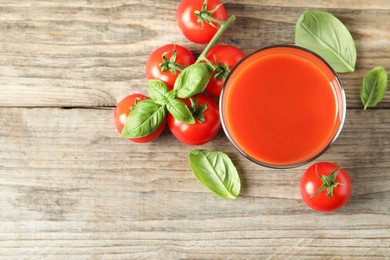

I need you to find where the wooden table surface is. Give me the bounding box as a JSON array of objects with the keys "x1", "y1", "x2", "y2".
[{"x1": 1, "y1": 0, "x2": 389, "y2": 259}]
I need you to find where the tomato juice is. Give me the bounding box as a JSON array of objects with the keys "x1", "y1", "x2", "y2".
[{"x1": 220, "y1": 46, "x2": 346, "y2": 168}]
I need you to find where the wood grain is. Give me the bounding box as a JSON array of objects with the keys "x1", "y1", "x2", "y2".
[
  {"x1": 0, "y1": 107, "x2": 389, "y2": 258},
  {"x1": 0, "y1": 0, "x2": 389, "y2": 108},
  {"x1": 1, "y1": 0, "x2": 390, "y2": 259}
]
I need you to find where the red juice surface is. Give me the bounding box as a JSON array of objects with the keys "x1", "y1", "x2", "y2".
[{"x1": 221, "y1": 46, "x2": 345, "y2": 167}]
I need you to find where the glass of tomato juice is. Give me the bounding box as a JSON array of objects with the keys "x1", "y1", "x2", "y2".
[{"x1": 220, "y1": 45, "x2": 346, "y2": 168}]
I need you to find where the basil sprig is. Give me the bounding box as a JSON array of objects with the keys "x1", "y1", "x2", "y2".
[
  {"x1": 295, "y1": 11, "x2": 357, "y2": 73},
  {"x1": 188, "y1": 150, "x2": 241, "y2": 199},
  {"x1": 122, "y1": 64, "x2": 213, "y2": 138},
  {"x1": 361, "y1": 66, "x2": 388, "y2": 109}
]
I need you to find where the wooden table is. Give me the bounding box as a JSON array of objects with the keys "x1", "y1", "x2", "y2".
[{"x1": 1, "y1": 0, "x2": 389, "y2": 259}]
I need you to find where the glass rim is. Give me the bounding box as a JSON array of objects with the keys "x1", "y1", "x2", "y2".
[{"x1": 219, "y1": 44, "x2": 347, "y2": 169}]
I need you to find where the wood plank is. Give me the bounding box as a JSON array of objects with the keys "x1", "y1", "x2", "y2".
[
  {"x1": 0, "y1": 0, "x2": 389, "y2": 9},
  {"x1": 0, "y1": 107, "x2": 389, "y2": 258},
  {"x1": 0, "y1": 1, "x2": 389, "y2": 108}
]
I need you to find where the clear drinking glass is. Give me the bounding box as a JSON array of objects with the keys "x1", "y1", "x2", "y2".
[{"x1": 220, "y1": 45, "x2": 346, "y2": 168}]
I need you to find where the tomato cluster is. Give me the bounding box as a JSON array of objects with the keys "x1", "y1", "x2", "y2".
[{"x1": 114, "y1": 0, "x2": 244, "y2": 146}]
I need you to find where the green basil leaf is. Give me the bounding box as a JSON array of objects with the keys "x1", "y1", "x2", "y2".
[
  {"x1": 166, "y1": 98, "x2": 195, "y2": 124},
  {"x1": 361, "y1": 66, "x2": 388, "y2": 109},
  {"x1": 121, "y1": 99, "x2": 166, "y2": 138},
  {"x1": 188, "y1": 150, "x2": 241, "y2": 199},
  {"x1": 147, "y1": 80, "x2": 169, "y2": 105},
  {"x1": 295, "y1": 11, "x2": 357, "y2": 73},
  {"x1": 174, "y1": 63, "x2": 213, "y2": 98}
]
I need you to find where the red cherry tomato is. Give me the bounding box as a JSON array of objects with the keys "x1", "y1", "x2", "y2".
[
  {"x1": 114, "y1": 94, "x2": 166, "y2": 143},
  {"x1": 146, "y1": 44, "x2": 195, "y2": 90},
  {"x1": 168, "y1": 94, "x2": 221, "y2": 145},
  {"x1": 177, "y1": 0, "x2": 227, "y2": 44},
  {"x1": 205, "y1": 45, "x2": 246, "y2": 98},
  {"x1": 300, "y1": 162, "x2": 352, "y2": 212}
]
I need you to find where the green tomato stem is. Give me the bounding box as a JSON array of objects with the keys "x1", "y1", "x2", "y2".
[
  {"x1": 195, "y1": 15, "x2": 236, "y2": 64},
  {"x1": 204, "y1": 15, "x2": 224, "y2": 26},
  {"x1": 309, "y1": 166, "x2": 343, "y2": 199}
]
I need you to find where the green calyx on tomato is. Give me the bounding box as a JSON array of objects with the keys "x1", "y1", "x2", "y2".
[
  {"x1": 194, "y1": 0, "x2": 224, "y2": 28},
  {"x1": 189, "y1": 96, "x2": 208, "y2": 123},
  {"x1": 309, "y1": 166, "x2": 343, "y2": 199},
  {"x1": 159, "y1": 46, "x2": 185, "y2": 74},
  {"x1": 213, "y1": 60, "x2": 230, "y2": 81}
]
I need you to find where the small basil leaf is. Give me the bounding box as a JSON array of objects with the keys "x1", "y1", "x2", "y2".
[
  {"x1": 166, "y1": 98, "x2": 195, "y2": 124},
  {"x1": 147, "y1": 80, "x2": 169, "y2": 105},
  {"x1": 174, "y1": 63, "x2": 213, "y2": 98},
  {"x1": 361, "y1": 66, "x2": 388, "y2": 109},
  {"x1": 188, "y1": 150, "x2": 241, "y2": 199},
  {"x1": 121, "y1": 99, "x2": 166, "y2": 138},
  {"x1": 295, "y1": 11, "x2": 357, "y2": 73}
]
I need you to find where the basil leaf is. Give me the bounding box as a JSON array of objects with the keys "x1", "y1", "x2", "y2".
[
  {"x1": 295, "y1": 11, "x2": 357, "y2": 73},
  {"x1": 361, "y1": 66, "x2": 388, "y2": 109},
  {"x1": 188, "y1": 150, "x2": 241, "y2": 199},
  {"x1": 121, "y1": 99, "x2": 166, "y2": 138},
  {"x1": 147, "y1": 80, "x2": 169, "y2": 105},
  {"x1": 174, "y1": 63, "x2": 213, "y2": 98},
  {"x1": 166, "y1": 98, "x2": 195, "y2": 124}
]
